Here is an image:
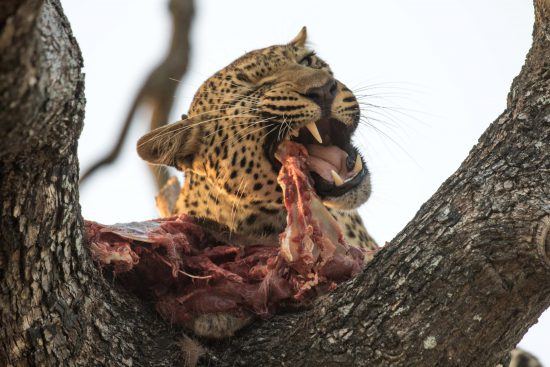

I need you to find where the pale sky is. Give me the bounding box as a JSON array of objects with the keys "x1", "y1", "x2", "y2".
[{"x1": 63, "y1": 0, "x2": 548, "y2": 363}]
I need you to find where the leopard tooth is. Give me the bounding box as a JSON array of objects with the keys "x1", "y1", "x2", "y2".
[
  {"x1": 331, "y1": 170, "x2": 345, "y2": 186},
  {"x1": 352, "y1": 155, "x2": 362, "y2": 175},
  {"x1": 306, "y1": 122, "x2": 323, "y2": 144}
]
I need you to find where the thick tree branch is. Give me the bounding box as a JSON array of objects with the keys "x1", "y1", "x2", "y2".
[
  {"x1": 0, "y1": 0, "x2": 548, "y2": 366},
  {"x1": 1, "y1": 2, "x2": 188, "y2": 365},
  {"x1": 202, "y1": 1, "x2": 550, "y2": 365}
]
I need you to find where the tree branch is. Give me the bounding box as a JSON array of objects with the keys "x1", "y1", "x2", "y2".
[
  {"x1": 1, "y1": 2, "x2": 189, "y2": 365},
  {"x1": 0, "y1": 0, "x2": 548, "y2": 366},
  {"x1": 79, "y1": 0, "x2": 194, "y2": 189},
  {"x1": 202, "y1": 1, "x2": 550, "y2": 365}
]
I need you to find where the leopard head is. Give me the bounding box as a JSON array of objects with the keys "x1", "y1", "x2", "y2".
[{"x1": 137, "y1": 27, "x2": 371, "y2": 237}]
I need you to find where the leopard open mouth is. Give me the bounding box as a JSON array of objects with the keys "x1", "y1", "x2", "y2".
[{"x1": 266, "y1": 118, "x2": 367, "y2": 198}]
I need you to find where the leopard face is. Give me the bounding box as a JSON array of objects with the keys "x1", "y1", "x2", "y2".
[{"x1": 137, "y1": 27, "x2": 372, "y2": 242}]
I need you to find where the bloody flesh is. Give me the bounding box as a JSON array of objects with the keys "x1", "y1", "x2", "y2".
[
  {"x1": 86, "y1": 141, "x2": 365, "y2": 327},
  {"x1": 276, "y1": 141, "x2": 364, "y2": 288}
]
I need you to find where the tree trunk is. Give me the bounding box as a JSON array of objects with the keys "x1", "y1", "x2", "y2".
[
  {"x1": 0, "y1": 1, "x2": 187, "y2": 366},
  {"x1": 0, "y1": 1, "x2": 548, "y2": 366}
]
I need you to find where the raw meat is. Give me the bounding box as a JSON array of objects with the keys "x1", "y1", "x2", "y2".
[{"x1": 86, "y1": 140, "x2": 366, "y2": 330}]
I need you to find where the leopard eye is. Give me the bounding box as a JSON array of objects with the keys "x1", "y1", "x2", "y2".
[{"x1": 299, "y1": 52, "x2": 316, "y2": 67}]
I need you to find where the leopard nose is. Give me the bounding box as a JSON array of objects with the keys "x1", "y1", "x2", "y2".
[{"x1": 303, "y1": 79, "x2": 337, "y2": 115}]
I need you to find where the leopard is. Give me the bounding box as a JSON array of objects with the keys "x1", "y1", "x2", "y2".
[
  {"x1": 135, "y1": 28, "x2": 545, "y2": 367},
  {"x1": 137, "y1": 27, "x2": 378, "y2": 338}
]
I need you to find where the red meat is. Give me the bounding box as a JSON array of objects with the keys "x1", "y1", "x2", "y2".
[{"x1": 86, "y1": 141, "x2": 366, "y2": 327}]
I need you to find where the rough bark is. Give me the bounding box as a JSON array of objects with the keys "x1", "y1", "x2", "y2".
[
  {"x1": 0, "y1": 1, "x2": 548, "y2": 367},
  {"x1": 203, "y1": 2, "x2": 550, "y2": 365},
  {"x1": 0, "y1": 1, "x2": 187, "y2": 366}
]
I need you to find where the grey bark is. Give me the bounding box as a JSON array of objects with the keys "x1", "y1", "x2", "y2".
[
  {"x1": 0, "y1": 1, "x2": 549, "y2": 367},
  {"x1": 1, "y1": 1, "x2": 187, "y2": 366}
]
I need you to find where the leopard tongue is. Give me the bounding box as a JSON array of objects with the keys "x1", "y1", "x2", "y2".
[{"x1": 306, "y1": 145, "x2": 348, "y2": 183}]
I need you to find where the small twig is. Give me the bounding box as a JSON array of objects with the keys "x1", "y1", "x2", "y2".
[{"x1": 80, "y1": 0, "x2": 194, "y2": 189}]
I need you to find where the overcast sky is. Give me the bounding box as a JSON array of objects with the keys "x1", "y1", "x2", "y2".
[{"x1": 63, "y1": 0, "x2": 547, "y2": 363}]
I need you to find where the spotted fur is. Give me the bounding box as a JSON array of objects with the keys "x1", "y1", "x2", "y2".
[{"x1": 138, "y1": 27, "x2": 377, "y2": 255}]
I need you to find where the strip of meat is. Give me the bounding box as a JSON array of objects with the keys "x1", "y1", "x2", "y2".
[{"x1": 276, "y1": 141, "x2": 364, "y2": 293}]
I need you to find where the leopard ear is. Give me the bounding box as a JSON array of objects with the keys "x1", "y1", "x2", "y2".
[
  {"x1": 289, "y1": 26, "x2": 307, "y2": 47},
  {"x1": 136, "y1": 116, "x2": 201, "y2": 170}
]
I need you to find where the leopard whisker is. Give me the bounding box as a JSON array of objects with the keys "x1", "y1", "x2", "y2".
[
  {"x1": 350, "y1": 81, "x2": 422, "y2": 94},
  {"x1": 223, "y1": 121, "x2": 279, "y2": 146},
  {"x1": 204, "y1": 117, "x2": 277, "y2": 140},
  {"x1": 357, "y1": 116, "x2": 418, "y2": 165},
  {"x1": 138, "y1": 113, "x2": 261, "y2": 148},
  {"x1": 229, "y1": 176, "x2": 247, "y2": 235}
]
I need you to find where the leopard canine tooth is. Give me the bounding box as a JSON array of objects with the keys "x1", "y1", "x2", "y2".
[
  {"x1": 306, "y1": 122, "x2": 323, "y2": 144},
  {"x1": 331, "y1": 170, "x2": 345, "y2": 186},
  {"x1": 352, "y1": 155, "x2": 362, "y2": 175}
]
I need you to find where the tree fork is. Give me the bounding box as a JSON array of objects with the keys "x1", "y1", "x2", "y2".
[{"x1": 1, "y1": 0, "x2": 549, "y2": 366}]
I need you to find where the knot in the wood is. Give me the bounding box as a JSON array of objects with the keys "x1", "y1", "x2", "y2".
[{"x1": 536, "y1": 216, "x2": 550, "y2": 269}]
